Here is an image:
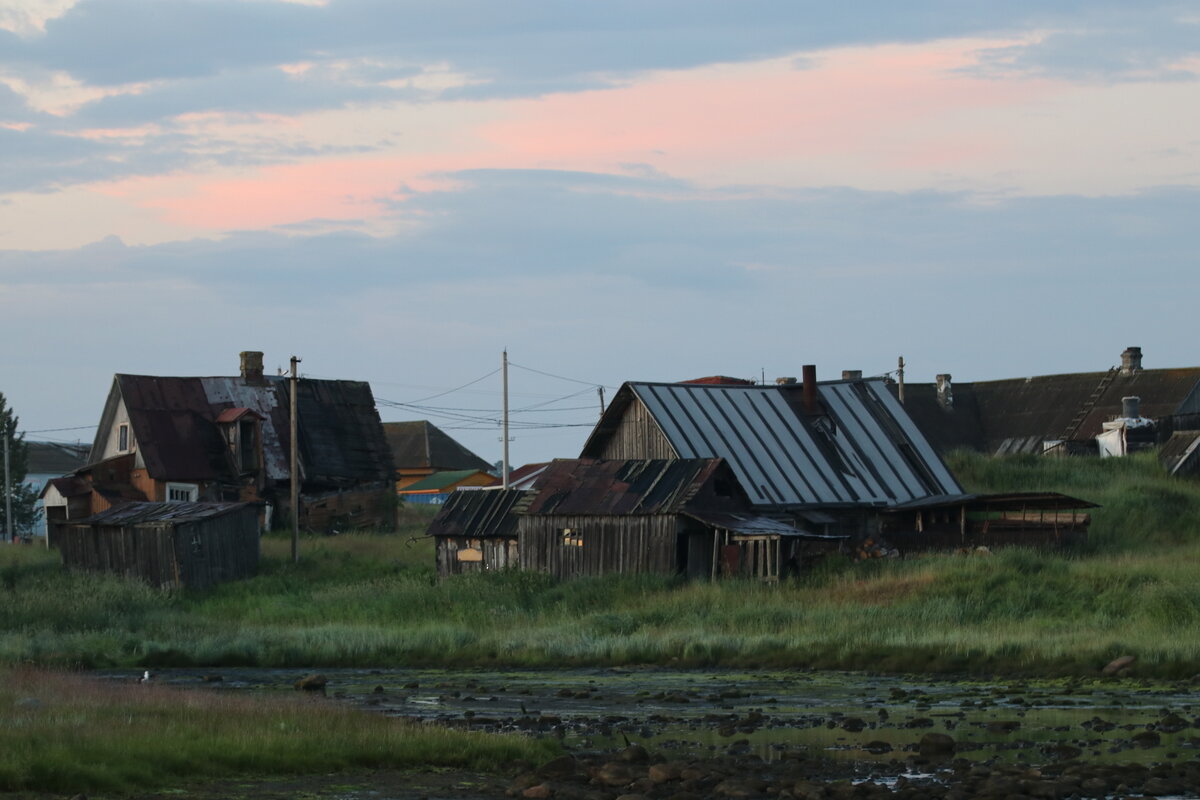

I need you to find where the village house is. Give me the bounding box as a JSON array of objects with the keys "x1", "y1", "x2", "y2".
[
  {"x1": 428, "y1": 367, "x2": 1094, "y2": 579},
  {"x1": 898, "y1": 347, "x2": 1200, "y2": 458},
  {"x1": 42, "y1": 352, "x2": 395, "y2": 536},
  {"x1": 383, "y1": 420, "x2": 495, "y2": 490},
  {"x1": 24, "y1": 441, "x2": 89, "y2": 539}
]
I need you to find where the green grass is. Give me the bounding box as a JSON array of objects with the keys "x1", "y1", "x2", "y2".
[
  {"x1": 1, "y1": 460, "x2": 1199, "y2": 677},
  {"x1": 0, "y1": 667, "x2": 559, "y2": 794}
]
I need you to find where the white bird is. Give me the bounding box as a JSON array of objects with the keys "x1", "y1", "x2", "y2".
[{"x1": 139, "y1": 670, "x2": 151, "y2": 683}]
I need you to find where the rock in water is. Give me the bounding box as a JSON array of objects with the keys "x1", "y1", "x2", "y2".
[
  {"x1": 294, "y1": 673, "x2": 328, "y2": 691},
  {"x1": 918, "y1": 732, "x2": 956, "y2": 757}
]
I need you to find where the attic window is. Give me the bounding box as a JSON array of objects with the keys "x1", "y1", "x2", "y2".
[
  {"x1": 118, "y1": 424, "x2": 130, "y2": 452},
  {"x1": 167, "y1": 483, "x2": 199, "y2": 503},
  {"x1": 561, "y1": 528, "x2": 584, "y2": 547}
]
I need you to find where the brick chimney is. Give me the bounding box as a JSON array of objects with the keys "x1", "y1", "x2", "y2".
[
  {"x1": 936, "y1": 374, "x2": 953, "y2": 409},
  {"x1": 1120, "y1": 346, "x2": 1142, "y2": 376},
  {"x1": 240, "y1": 351, "x2": 265, "y2": 384},
  {"x1": 801, "y1": 364, "x2": 818, "y2": 414}
]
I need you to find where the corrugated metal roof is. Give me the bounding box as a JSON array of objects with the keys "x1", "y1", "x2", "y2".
[
  {"x1": 426, "y1": 489, "x2": 529, "y2": 539},
  {"x1": 683, "y1": 511, "x2": 846, "y2": 539},
  {"x1": 619, "y1": 379, "x2": 962, "y2": 509},
  {"x1": 25, "y1": 442, "x2": 90, "y2": 475},
  {"x1": 525, "y1": 458, "x2": 726, "y2": 516},
  {"x1": 199, "y1": 377, "x2": 289, "y2": 481},
  {"x1": 80, "y1": 501, "x2": 253, "y2": 526}
]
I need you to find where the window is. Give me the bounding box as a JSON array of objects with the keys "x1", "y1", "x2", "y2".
[
  {"x1": 166, "y1": 483, "x2": 199, "y2": 503},
  {"x1": 118, "y1": 424, "x2": 129, "y2": 452},
  {"x1": 561, "y1": 528, "x2": 583, "y2": 547}
]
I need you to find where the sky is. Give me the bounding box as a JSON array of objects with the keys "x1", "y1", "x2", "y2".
[{"x1": 2, "y1": 1, "x2": 1199, "y2": 466}]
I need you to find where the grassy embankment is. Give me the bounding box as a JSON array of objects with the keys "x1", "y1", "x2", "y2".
[
  {"x1": 0, "y1": 667, "x2": 559, "y2": 794},
  {"x1": 0, "y1": 453, "x2": 1198, "y2": 677}
]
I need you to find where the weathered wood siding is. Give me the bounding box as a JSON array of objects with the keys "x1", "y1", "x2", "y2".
[
  {"x1": 594, "y1": 400, "x2": 676, "y2": 460},
  {"x1": 519, "y1": 515, "x2": 679, "y2": 579},
  {"x1": 297, "y1": 485, "x2": 394, "y2": 532},
  {"x1": 57, "y1": 506, "x2": 260, "y2": 589},
  {"x1": 435, "y1": 536, "x2": 519, "y2": 577}
]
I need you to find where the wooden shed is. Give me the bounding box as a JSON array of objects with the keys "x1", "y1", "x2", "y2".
[
  {"x1": 56, "y1": 502, "x2": 260, "y2": 589},
  {"x1": 427, "y1": 489, "x2": 528, "y2": 577}
]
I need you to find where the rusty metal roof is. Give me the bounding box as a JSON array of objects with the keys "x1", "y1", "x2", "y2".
[
  {"x1": 525, "y1": 458, "x2": 728, "y2": 516},
  {"x1": 80, "y1": 501, "x2": 254, "y2": 526},
  {"x1": 426, "y1": 489, "x2": 530, "y2": 539},
  {"x1": 382, "y1": 420, "x2": 494, "y2": 473},
  {"x1": 99, "y1": 373, "x2": 392, "y2": 487},
  {"x1": 583, "y1": 379, "x2": 962, "y2": 510}
]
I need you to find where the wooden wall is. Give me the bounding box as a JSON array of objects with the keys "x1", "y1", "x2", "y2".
[
  {"x1": 57, "y1": 506, "x2": 260, "y2": 590},
  {"x1": 297, "y1": 485, "x2": 394, "y2": 532},
  {"x1": 519, "y1": 514, "x2": 679, "y2": 579},
  {"x1": 435, "y1": 536, "x2": 519, "y2": 577},
  {"x1": 594, "y1": 400, "x2": 676, "y2": 460}
]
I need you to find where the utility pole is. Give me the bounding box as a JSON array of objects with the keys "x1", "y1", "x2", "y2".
[
  {"x1": 597, "y1": 385, "x2": 605, "y2": 418},
  {"x1": 501, "y1": 350, "x2": 510, "y2": 489},
  {"x1": 290, "y1": 355, "x2": 301, "y2": 563},
  {"x1": 897, "y1": 355, "x2": 906, "y2": 405},
  {"x1": 3, "y1": 431, "x2": 12, "y2": 544}
]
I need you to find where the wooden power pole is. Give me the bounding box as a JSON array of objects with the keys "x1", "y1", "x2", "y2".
[
  {"x1": 3, "y1": 431, "x2": 11, "y2": 544},
  {"x1": 290, "y1": 355, "x2": 301, "y2": 563}
]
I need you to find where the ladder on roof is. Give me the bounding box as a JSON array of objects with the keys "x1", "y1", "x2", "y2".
[{"x1": 1059, "y1": 367, "x2": 1118, "y2": 441}]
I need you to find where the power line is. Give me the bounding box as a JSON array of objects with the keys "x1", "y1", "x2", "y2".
[
  {"x1": 508, "y1": 360, "x2": 616, "y2": 390},
  {"x1": 20, "y1": 425, "x2": 96, "y2": 434}
]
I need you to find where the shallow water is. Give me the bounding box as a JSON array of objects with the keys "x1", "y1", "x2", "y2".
[{"x1": 100, "y1": 666, "x2": 1200, "y2": 768}]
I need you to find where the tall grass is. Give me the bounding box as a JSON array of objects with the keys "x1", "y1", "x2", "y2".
[
  {"x1": 1, "y1": 459, "x2": 1198, "y2": 675},
  {"x1": 0, "y1": 668, "x2": 558, "y2": 794}
]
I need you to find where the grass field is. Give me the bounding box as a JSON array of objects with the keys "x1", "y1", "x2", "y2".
[
  {"x1": 0, "y1": 667, "x2": 559, "y2": 794},
  {"x1": 0, "y1": 455, "x2": 1197, "y2": 676}
]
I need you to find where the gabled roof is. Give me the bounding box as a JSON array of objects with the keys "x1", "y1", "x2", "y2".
[
  {"x1": 581, "y1": 378, "x2": 963, "y2": 510},
  {"x1": 525, "y1": 458, "x2": 732, "y2": 516},
  {"x1": 382, "y1": 420, "x2": 494, "y2": 473},
  {"x1": 396, "y1": 469, "x2": 496, "y2": 493},
  {"x1": 508, "y1": 462, "x2": 549, "y2": 490},
  {"x1": 1160, "y1": 430, "x2": 1200, "y2": 476},
  {"x1": 426, "y1": 489, "x2": 530, "y2": 539},
  {"x1": 91, "y1": 373, "x2": 392, "y2": 487}
]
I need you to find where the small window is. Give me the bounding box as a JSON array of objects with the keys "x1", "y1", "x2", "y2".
[
  {"x1": 561, "y1": 528, "x2": 583, "y2": 547},
  {"x1": 167, "y1": 483, "x2": 199, "y2": 503},
  {"x1": 118, "y1": 424, "x2": 129, "y2": 452}
]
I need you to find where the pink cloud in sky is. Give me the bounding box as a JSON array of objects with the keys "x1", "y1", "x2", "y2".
[{"x1": 101, "y1": 37, "x2": 1060, "y2": 232}]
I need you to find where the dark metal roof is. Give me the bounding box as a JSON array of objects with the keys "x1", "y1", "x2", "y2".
[
  {"x1": 25, "y1": 441, "x2": 90, "y2": 476},
  {"x1": 899, "y1": 367, "x2": 1200, "y2": 454},
  {"x1": 426, "y1": 489, "x2": 530, "y2": 539},
  {"x1": 683, "y1": 510, "x2": 846, "y2": 539},
  {"x1": 886, "y1": 491, "x2": 1099, "y2": 511},
  {"x1": 525, "y1": 458, "x2": 727, "y2": 516},
  {"x1": 585, "y1": 379, "x2": 962, "y2": 510},
  {"x1": 41, "y1": 475, "x2": 92, "y2": 499},
  {"x1": 383, "y1": 421, "x2": 494, "y2": 473},
  {"x1": 97, "y1": 373, "x2": 392, "y2": 487},
  {"x1": 79, "y1": 501, "x2": 254, "y2": 526}
]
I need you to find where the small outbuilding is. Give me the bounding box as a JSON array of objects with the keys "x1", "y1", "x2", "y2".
[
  {"x1": 56, "y1": 501, "x2": 260, "y2": 589},
  {"x1": 427, "y1": 489, "x2": 528, "y2": 576}
]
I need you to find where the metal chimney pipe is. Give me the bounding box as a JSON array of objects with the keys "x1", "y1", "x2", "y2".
[
  {"x1": 802, "y1": 364, "x2": 818, "y2": 414},
  {"x1": 1121, "y1": 396, "x2": 1141, "y2": 419}
]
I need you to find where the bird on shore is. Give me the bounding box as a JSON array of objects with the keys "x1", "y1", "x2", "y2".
[{"x1": 138, "y1": 670, "x2": 151, "y2": 683}]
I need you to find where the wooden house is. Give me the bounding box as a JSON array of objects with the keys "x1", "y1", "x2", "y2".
[
  {"x1": 395, "y1": 468, "x2": 499, "y2": 504},
  {"x1": 383, "y1": 421, "x2": 495, "y2": 490},
  {"x1": 56, "y1": 501, "x2": 260, "y2": 589},
  {"x1": 579, "y1": 369, "x2": 1092, "y2": 552},
  {"x1": 44, "y1": 351, "x2": 395, "y2": 534},
  {"x1": 516, "y1": 458, "x2": 841, "y2": 580}
]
